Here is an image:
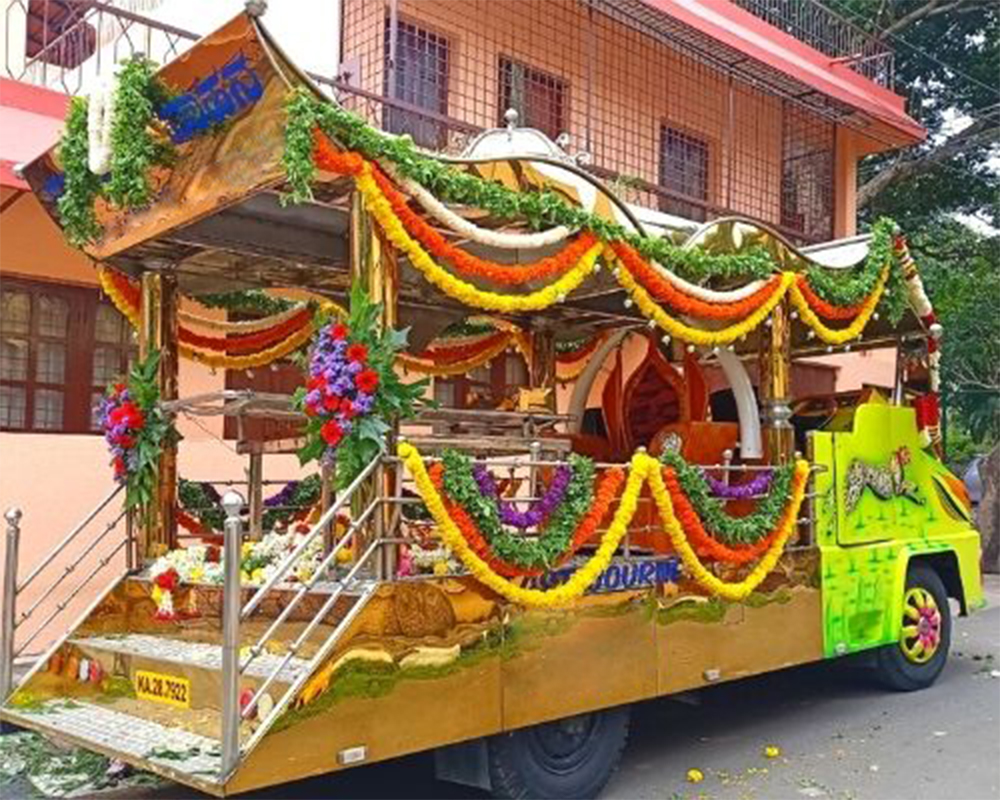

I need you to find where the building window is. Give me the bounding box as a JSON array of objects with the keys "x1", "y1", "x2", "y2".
[
  {"x1": 781, "y1": 105, "x2": 834, "y2": 241},
  {"x1": 498, "y1": 57, "x2": 567, "y2": 140},
  {"x1": 383, "y1": 18, "x2": 450, "y2": 149},
  {"x1": 659, "y1": 126, "x2": 710, "y2": 222},
  {"x1": 0, "y1": 279, "x2": 136, "y2": 433}
]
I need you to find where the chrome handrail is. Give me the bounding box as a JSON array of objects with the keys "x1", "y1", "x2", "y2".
[
  {"x1": 16, "y1": 484, "x2": 123, "y2": 594},
  {"x1": 240, "y1": 455, "x2": 382, "y2": 619},
  {"x1": 239, "y1": 498, "x2": 381, "y2": 676}
]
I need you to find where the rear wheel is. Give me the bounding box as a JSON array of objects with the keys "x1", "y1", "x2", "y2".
[
  {"x1": 487, "y1": 706, "x2": 630, "y2": 799},
  {"x1": 874, "y1": 563, "x2": 951, "y2": 691}
]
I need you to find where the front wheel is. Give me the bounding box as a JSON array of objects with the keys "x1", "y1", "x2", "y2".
[
  {"x1": 874, "y1": 563, "x2": 951, "y2": 691},
  {"x1": 487, "y1": 706, "x2": 630, "y2": 799}
]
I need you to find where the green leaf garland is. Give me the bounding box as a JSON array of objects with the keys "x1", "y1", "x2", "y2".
[
  {"x1": 283, "y1": 89, "x2": 906, "y2": 313},
  {"x1": 659, "y1": 451, "x2": 794, "y2": 545},
  {"x1": 440, "y1": 450, "x2": 595, "y2": 570},
  {"x1": 57, "y1": 97, "x2": 102, "y2": 248},
  {"x1": 55, "y1": 58, "x2": 173, "y2": 247}
]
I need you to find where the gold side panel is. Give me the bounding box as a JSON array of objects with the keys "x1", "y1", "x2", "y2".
[
  {"x1": 227, "y1": 579, "x2": 504, "y2": 795},
  {"x1": 500, "y1": 590, "x2": 657, "y2": 730},
  {"x1": 656, "y1": 551, "x2": 823, "y2": 693}
]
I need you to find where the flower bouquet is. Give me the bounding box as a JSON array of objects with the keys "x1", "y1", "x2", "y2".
[
  {"x1": 295, "y1": 283, "x2": 428, "y2": 486},
  {"x1": 98, "y1": 350, "x2": 175, "y2": 518}
]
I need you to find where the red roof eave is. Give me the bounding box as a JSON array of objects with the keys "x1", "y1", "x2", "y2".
[
  {"x1": 0, "y1": 77, "x2": 70, "y2": 189},
  {"x1": 640, "y1": 0, "x2": 926, "y2": 146}
]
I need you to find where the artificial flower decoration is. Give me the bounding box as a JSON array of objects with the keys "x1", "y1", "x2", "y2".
[
  {"x1": 295, "y1": 283, "x2": 428, "y2": 486},
  {"x1": 98, "y1": 350, "x2": 175, "y2": 518}
]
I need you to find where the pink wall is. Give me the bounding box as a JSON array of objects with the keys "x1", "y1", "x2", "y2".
[{"x1": 0, "y1": 195, "x2": 308, "y2": 655}]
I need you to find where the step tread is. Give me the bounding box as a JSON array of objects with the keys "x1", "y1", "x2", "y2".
[
  {"x1": 5, "y1": 699, "x2": 221, "y2": 779},
  {"x1": 71, "y1": 633, "x2": 313, "y2": 685}
]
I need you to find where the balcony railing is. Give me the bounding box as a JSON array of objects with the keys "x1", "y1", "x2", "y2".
[
  {"x1": 3, "y1": 0, "x2": 198, "y2": 94},
  {"x1": 730, "y1": 0, "x2": 894, "y2": 87}
]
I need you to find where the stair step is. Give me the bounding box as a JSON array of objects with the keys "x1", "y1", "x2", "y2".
[
  {"x1": 71, "y1": 633, "x2": 313, "y2": 685},
  {"x1": 4, "y1": 699, "x2": 221, "y2": 782}
]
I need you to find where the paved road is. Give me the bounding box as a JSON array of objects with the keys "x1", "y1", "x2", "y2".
[{"x1": 12, "y1": 578, "x2": 1000, "y2": 800}]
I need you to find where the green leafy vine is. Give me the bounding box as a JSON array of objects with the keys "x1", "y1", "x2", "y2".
[
  {"x1": 56, "y1": 58, "x2": 173, "y2": 247},
  {"x1": 440, "y1": 450, "x2": 595, "y2": 570},
  {"x1": 659, "y1": 451, "x2": 794, "y2": 545},
  {"x1": 282, "y1": 89, "x2": 906, "y2": 312}
]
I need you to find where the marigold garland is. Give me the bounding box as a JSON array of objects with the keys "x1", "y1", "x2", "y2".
[
  {"x1": 368, "y1": 163, "x2": 599, "y2": 286},
  {"x1": 613, "y1": 241, "x2": 786, "y2": 321},
  {"x1": 663, "y1": 467, "x2": 796, "y2": 564},
  {"x1": 311, "y1": 135, "x2": 904, "y2": 346},
  {"x1": 358, "y1": 166, "x2": 604, "y2": 313},
  {"x1": 98, "y1": 266, "x2": 315, "y2": 369},
  {"x1": 646, "y1": 460, "x2": 810, "y2": 601},
  {"x1": 660, "y1": 452, "x2": 794, "y2": 545},
  {"x1": 401, "y1": 441, "x2": 648, "y2": 606},
  {"x1": 400, "y1": 443, "x2": 811, "y2": 606},
  {"x1": 614, "y1": 255, "x2": 796, "y2": 347},
  {"x1": 398, "y1": 335, "x2": 514, "y2": 377},
  {"x1": 794, "y1": 276, "x2": 866, "y2": 320},
  {"x1": 788, "y1": 263, "x2": 889, "y2": 345},
  {"x1": 427, "y1": 462, "x2": 625, "y2": 578},
  {"x1": 440, "y1": 450, "x2": 595, "y2": 570}
]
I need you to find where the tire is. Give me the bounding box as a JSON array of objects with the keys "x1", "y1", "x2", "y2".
[
  {"x1": 487, "y1": 706, "x2": 630, "y2": 800},
  {"x1": 874, "y1": 563, "x2": 951, "y2": 691}
]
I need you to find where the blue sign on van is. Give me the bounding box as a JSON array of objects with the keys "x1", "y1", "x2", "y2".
[{"x1": 524, "y1": 558, "x2": 681, "y2": 595}]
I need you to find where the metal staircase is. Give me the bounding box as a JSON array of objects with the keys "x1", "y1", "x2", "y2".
[{"x1": 0, "y1": 456, "x2": 387, "y2": 794}]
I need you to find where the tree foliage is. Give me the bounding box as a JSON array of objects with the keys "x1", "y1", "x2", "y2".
[
  {"x1": 832, "y1": 1, "x2": 999, "y2": 453},
  {"x1": 831, "y1": 0, "x2": 1000, "y2": 228}
]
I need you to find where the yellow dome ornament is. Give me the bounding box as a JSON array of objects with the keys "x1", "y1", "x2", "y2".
[
  {"x1": 764, "y1": 744, "x2": 781, "y2": 759},
  {"x1": 686, "y1": 768, "x2": 704, "y2": 783}
]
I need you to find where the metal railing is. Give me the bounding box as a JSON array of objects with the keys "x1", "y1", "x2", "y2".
[
  {"x1": 216, "y1": 454, "x2": 386, "y2": 779},
  {"x1": 4, "y1": 0, "x2": 198, "y2": 94},
  {"x1": 0, "y1": 483, "x2": 134, "y2": 701},
  {"x1": 730, "y1": 0, "x2": 894, "y2": 86}
]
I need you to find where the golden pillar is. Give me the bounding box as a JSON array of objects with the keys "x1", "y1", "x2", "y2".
[
  {"x1": 528, "y1": 326, "x2": 557, "y2": 412},
  {"x1": 759, "y1": 297, "x2": 794, "y2": 464},
  {"x1": 139, "y1": 269, "x2": 179, "y2": 558},
  {"x1": 349, "y1": 191, "x2": 399, "y2": 578}
]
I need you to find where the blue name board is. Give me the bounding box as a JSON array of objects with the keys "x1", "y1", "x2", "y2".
[
  {"x1": 159, "y1": 52, "x2": 263, "y2": 144},
  {"x1": 524, "y1": 558, "x2": 681, "y2": 595}
]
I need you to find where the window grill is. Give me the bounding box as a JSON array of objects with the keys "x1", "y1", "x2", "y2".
[
  {"x1": 338, "y1": 0, "x2": 855, "y2": 242},
  {"x1": 498, "y1": 57, "x2": 568, "y2": 140}
]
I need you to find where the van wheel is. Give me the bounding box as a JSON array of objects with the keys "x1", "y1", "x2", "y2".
[
  {"x1": 487, "y1": 706, "x2": 629, "y2": 799},
  {"x1": 874, "y1": 563, "x2": 951, "y2": 691}
]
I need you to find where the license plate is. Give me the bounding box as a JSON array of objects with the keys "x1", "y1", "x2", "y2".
[{"x1": 134, "y1": 669, "x2": 191, "y2": 708}]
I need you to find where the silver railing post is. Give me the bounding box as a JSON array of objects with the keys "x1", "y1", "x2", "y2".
[
  {"x1": 247, "y1": 450, "x2": 263, "y2": 541},
  {"x1": 1, "y1": 508, "x2": 23, "y2": 702},
  {"x1": 220, "y1": 491, "x2": 245, "y2": 777}
]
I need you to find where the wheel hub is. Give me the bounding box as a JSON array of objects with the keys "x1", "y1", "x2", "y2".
[{"x1": 899, "y1": 586, "x2": 941, "y2": 665}]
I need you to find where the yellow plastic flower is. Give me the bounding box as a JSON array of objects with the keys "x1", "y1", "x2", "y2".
[
  {"x1": 151, "y1": 585, "x2": 163, "y2": 604},
  {"x1": 433, "y1": 560, "x2": 449, "y2": 577},
  {"x1": 189, "y1": 567, "x2": 204, "y2": 582},
  {"x1": 251, "y1": 568, "x2": 265, "y2": 584},
  {"x1": 241, "y1": 542, "x2": 253, "y2": 558},
  {"x1": 686, "y1": 768, "x2": 704, "y2": 783},
  {"x1": 764, "y1": 745, "x2": 781, "y2": 759},
  {"x1": 336, "y1": 547, "x2": 353, "y2": 564}
]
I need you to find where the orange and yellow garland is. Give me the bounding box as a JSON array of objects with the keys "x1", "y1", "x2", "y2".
[
  {"x1": 97, "y1": 266, "x2": 318, "y2": 369},
  {"x1": 311, "y1": 135, "x2": 890, "y2": 347},
  {"x1": 401, "y1": 443, "x2": 810, "y2": 606}
]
